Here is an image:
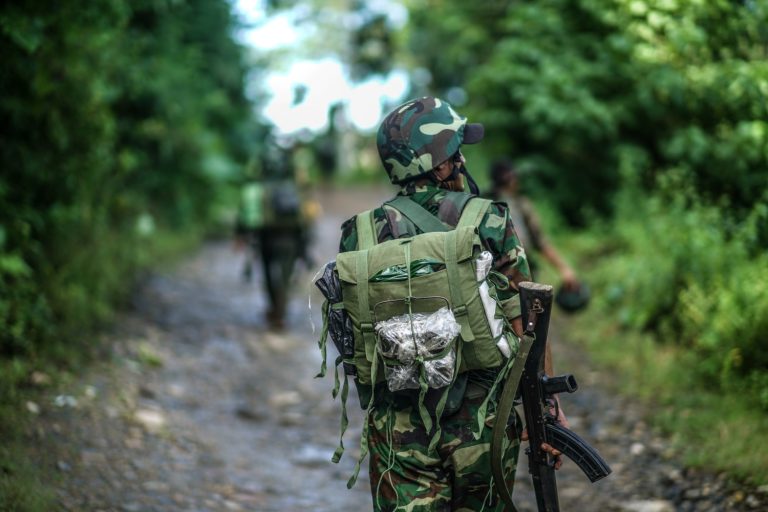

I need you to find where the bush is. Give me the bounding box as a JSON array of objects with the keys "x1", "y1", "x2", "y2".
[
  {"x1": 590, "y1": 175, "x2": 768, "y2": 408},
  {"x1": 0, "y1": 0, "x2": 252, "y2": 362}
]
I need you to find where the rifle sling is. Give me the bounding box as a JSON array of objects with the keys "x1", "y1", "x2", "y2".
[{"x1": 490, "y1": 332, "x2": 535, "y2": 512}]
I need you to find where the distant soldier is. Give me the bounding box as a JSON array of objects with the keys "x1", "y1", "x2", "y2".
[
  {"x1": 235, "y1": 144, "x2": 313, "y2": 329},
  {"x1": 488, "y1": 160, "x2": 587, "y2": 311}
]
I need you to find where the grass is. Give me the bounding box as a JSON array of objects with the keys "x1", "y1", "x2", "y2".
[
  {"x1": 0, "y1": 444, "x2": 55, "y2": 512},
  {"x1": 0, "y1": 359, "x2": 59, "y2": 512}
]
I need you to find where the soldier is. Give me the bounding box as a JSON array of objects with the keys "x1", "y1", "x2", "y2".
[
  {"x1": 337, "y1": 97, "x2": 567, "y2": 511},
  {"x1": 235, "y1": 144, "x2": 312, "y2": 330},
  {"x1": 488, "y1": 160, "x2": 579, "y2": 286},
  {"x1": 489, "y1": 160, "x2": 587, "y2": 310}
]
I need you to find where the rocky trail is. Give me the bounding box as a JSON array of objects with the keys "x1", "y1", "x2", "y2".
[{"x1": 24, "y1": 187, "x2": 767, "y2": 511}]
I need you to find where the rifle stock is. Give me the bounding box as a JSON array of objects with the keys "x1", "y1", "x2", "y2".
[{"x1": 519, "y1": 281, "x2": 611, "y2": 512}]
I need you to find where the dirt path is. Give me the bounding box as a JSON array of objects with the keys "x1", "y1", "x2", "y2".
[{"x1": 29, "y1": 187, "x2": 766, "y2": 512}]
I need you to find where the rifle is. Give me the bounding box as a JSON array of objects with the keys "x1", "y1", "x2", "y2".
[{"x1": 491, "y1": 281, "x2": 611, "y2": 511}]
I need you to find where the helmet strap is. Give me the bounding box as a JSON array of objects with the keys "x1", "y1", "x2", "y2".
[
  {"x1": 461, "y1": 166, "x2": 481, "y2": 196},
  {"x1": 430, "y1": 166, "x2": 460, "y2": 187}
]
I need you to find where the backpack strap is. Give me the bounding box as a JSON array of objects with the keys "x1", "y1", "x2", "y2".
[
  {"x1": 444, "y1": 229, "x2": 476, "y2": 342},
  {"x1": 457, "y1": 197, "x2": 492, "y2": 228},
  {"x1": 385, "y1": 196, "x2": 449, "y2": 233},
  {"x1": 354, "y1": 210, "x2": 378, "y2": 362},
  {"x1": 355, "y1": 209, "x2": 377, "y2": 249},
  {"x1": 354, "y1": 250, "x2": 376, "y2": 362}
]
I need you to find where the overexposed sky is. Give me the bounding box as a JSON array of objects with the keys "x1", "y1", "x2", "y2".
[{"x1": 234, "y1": 0, "x2": 409, "y2": 135}]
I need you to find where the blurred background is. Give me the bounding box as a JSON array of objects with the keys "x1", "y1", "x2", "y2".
[{"x1": 1, "y1": 0, "x2": 767, "y2": 511}]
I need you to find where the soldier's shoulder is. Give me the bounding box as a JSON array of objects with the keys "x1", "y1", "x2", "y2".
[
  {"x1": 478, "y1": 200, "x2": 510, "y2": 231},
  {"x1": 340, "y1": 215, "x2": 356, "y2": 232},
  {"x1": 465, "y1": 195, "x2": 509, "y2": 217}
]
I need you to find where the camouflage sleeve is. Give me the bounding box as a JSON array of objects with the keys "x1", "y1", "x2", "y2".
[
  {"x1": 339, "y1": 208, "x2": 393, "y2": 252},
  {"x1": 477, "y1": 201, "x2": 532, "y2": 306},
  {"x1": 339, "y1": 216, "x2": 357, "y2": 253}
]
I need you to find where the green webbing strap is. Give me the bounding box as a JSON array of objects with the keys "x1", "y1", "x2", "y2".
[
  {"x1": 386, "y1": 196, "x2": 449, "y2": 233},
  {"x1": 457, "y1": 197, "x2": 492, "y2": 229},
  {"x1": 472, "y1": 344, "x2": 517, "y2": 441},
  {"x1": 347, "y1": 343, "x2": 379, "y2": 488},
  {"x1": 356, "y1": 209, "x2": 377, "y2": 250},
  {"x1": 490, "y1": 332, "x2": 535, "y2": 512},
  {"x1": 427, "y1": 343, "x2": 462, "y2": 452},
  {"x1": 356, "y1": 250, "x2": 376, "y2": 362},
  {"x1": 331, "y1": 356, "x2": 350, "y2": 464},
  {"x1": 444, "y1": 230, "x2": 475, "y2": 342},
  {"x1": 315, "y1": 299, "x2": 330, "y2": 378}
]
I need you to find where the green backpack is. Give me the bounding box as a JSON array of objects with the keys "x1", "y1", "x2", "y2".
[
  {"x1": 237, "y1": 182, "x2": 266, "y2": 230},
  {"x1": 237, "y1": 180, "x2": 303, "y2": 230},
  {"x1": 316, "y1": 195, "x2": 522, "y2": 487}
]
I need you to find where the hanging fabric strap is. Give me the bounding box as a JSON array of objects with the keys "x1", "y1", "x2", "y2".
[
  {"x1": 355, "y1": 250, "x2": 377, "y2": 362},
  {"x1": 457, "y1": 197, "x2": 492, "y2": 229},
  {"x1": 386, "y1": 196, "x2": 449, "y2": 233},
  {"x1": 315, "y1": 299, "x2": 331, "y2": 378},
  {"x1": 490, "y1": 332, "x2": 535, "y2": 512},
  {"x1": 444, "y1": 229, "x2": 475, "y2": 342},
  {"x1": 331, "y1": 355, "x2": 350, "y2": 463},
  {"x1": 347, "y1": 343, "x2": 380, "y2": 488}
]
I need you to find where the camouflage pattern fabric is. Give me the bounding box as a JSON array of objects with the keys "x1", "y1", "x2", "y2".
[
  {"x1": 338, "y1": 184, "x2": 531, "y2": 508},
  {"x1": 377, "y1": 97, "x2": 475, "y2": 184},
  {"x1": 367, "y1": 383, "x2": 521, "y2": 512}
]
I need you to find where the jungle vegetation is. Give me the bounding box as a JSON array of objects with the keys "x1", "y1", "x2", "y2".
[{"x1": 2, "y1": 0, "x2": 767, "y2": 504}]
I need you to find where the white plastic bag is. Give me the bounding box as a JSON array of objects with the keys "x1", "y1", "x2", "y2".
[{"x1": 475, "y1": 251, "x2": 514, "y2": 358}]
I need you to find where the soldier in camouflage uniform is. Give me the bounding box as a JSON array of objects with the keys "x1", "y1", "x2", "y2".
[
  {"x1": 338, "y1": 97, "x2": 567, "y2": 511},
  {"x1": 488, "y1": 159, "x2": 579, "y2": 288}
]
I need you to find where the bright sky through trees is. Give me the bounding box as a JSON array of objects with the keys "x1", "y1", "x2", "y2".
[{"x1": 234, "y1": 0, "x2": 409, "y2": 135}]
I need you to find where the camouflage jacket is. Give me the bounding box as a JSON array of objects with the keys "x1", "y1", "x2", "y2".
[{"x1": 339, "y1": 184, "x2": 531, "y2": 303}]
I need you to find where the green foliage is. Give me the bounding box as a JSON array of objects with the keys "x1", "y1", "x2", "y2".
[
  {"x1": 0, "y1": 443, "x2": 55, "y2": 512},
  {"x1": 406, "y1": 0, "x2": 768, "y2": 224},
  {"x1": 583, "y1": 178, "x2": 768, "y2": 409},
  {"x1": 0, "y1": 0, "x2": 252, "y2": 361},
  {"x1": 1, "y1": 1, "x2": 252, "y2": 503},
  {"x1": 563, "y1": 195, "x2": 768, "y2": 483}
]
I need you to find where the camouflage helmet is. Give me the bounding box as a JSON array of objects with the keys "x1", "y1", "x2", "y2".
[{"x1": 377, "y1": 97, "x2": 484, "y2": 184}]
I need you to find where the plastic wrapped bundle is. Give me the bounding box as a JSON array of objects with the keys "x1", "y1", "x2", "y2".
[
  {"x1": 314, "y1": 261, "x2": 355, "y2": 372},
  {"x1": 375, "y1": 307, "x2": 460, "y2": 392},
  {"x1": 383, "y1": 363, "x2": 420, "y2": 391},
  {"x1": 475, "y1": 251, "x2": 514, "y2": 358},
  {"x1": 423, "y1": 350, "x2": 456, "y2": 388}
]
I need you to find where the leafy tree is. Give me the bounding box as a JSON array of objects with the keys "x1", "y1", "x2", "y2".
[
  {"x1": 406, "y1": 0, "x2": 768, "y2": 225},
  {"x1": 0, "y1": 0, "x2": 253, "y2": 357}
]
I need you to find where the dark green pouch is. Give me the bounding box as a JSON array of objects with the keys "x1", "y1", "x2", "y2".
[{"x1": 441, "y1": 372, "x2": 468, "y2": 417}]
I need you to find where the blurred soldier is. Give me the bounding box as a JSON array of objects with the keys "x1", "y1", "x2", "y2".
[
  {"x1": 488, "y1": 159, "x2": 580, "y2": 292},
  {"x1": 336, "y1": 97, "x2": 567, "y2": 510},
  {"x1": 235, "y1": 144, "x2": 313, "y2": 330}
]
